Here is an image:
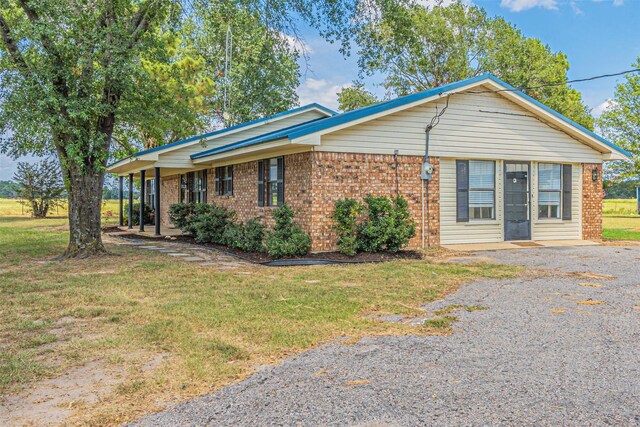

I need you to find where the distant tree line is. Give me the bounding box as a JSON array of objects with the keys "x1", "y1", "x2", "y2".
[
  {"x1": 604, "y1": 180, "x2": 640, "y2": 199},
  {"x1": 0, "y1": 180, "x2": 21, "y2": 198}
]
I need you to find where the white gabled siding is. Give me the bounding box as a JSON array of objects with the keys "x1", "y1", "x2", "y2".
[
  {"x1": 531, "y1": 163, "x2": 582, "y2": 241},
  {"x1": 440, "y1": 159, "x2": 503, "y2": 245},
  {"x1": 158, "y1": 110, "x2": 327, "y2": 164},
  {"x1": 319, "y1": 89, "x2": 602, "y2": 164}
]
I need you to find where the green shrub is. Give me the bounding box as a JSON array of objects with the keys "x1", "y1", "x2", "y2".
[
  {"x1": 358, "y1": 195, "x2": 415, "y2": 253},
  {"x1": 332, "y1": 198, "x2": 363, "y2": 256},
  {"x1": 168, "y1": 203, "x2": 195, "y2": 230},
  {"x1": 264, "y1": 205, "x2": 311, "y2": 258},
  {"x1": 190, "y1": 204, "x2": 235, "y2": 244},
  {"x1": 124, "y1": 202, "x2": 154, "y2": 226},
  {"x1": 223, "y1": 217, "x2": 265, "y2": 252},
  {"x1": 332, "y1": 195, "x2": 416, "y2": 255}
]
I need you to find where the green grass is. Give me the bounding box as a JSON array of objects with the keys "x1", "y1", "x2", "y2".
[
  {"x1": 0, "y1": 216, "x2": 519, "y2": 425},
  {"x1": 602, "y1": 199, "x2": 640, "y2": 241},
  {"x1": 603, "y1": 198, "x2": 638, "y2": 216},
  {"x1": 0, "y1": 198, "x2": 119, "y2": 218}
]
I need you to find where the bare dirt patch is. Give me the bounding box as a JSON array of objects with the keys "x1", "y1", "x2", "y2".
[{"x1": 0, "y1": 360, "x2": 126, "y2": 426}]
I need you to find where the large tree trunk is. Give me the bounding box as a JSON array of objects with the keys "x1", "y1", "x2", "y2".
[{"x1": 63, "y1": 164, "x2": 107, "y2": 258}]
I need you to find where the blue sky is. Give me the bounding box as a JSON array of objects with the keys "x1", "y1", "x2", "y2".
[
  {"x1": 1, "y1": 0, "x2": 638, "y2": 180},
  {"x1": 296, "y1": 0, "x2": 640, "y2": 112}
]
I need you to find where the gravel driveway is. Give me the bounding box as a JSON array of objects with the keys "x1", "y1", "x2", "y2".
[{"x1": 131, "y1": 245, "x2": 640, "y2": 426}]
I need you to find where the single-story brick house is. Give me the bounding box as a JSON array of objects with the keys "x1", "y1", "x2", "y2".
[{"x1": 108, "y1": 74, "x2": 630, "y2": 251}]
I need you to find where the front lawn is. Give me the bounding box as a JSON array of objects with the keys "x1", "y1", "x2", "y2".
[
  {"x1": 0, "y1": 217, "x2": 518, "y2": 425},
  {"x1": 603, "y1": 215, "x2": 640, "y2": 241}
]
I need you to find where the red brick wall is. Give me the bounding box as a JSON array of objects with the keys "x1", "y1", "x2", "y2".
[
  {"x1": 582, "y1": 163, "x2": 603, "y2": 240},
  {"x1": 158, "y1": 151, "x2": 439, "y2": 252},
  {"x1": 310, "y1": 152, "x2": 439, "y2": 252},
  {"x1": 160, "y1": 175, "x2": 180, "y2": 227},
  {"x1": 207, "y1": 152, "x2": 313, "y2": 231}
]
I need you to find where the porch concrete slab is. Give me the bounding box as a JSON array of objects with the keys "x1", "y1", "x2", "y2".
[
  {"x1": 443, "y1": 240, "x2": 599, "y2": 252},
  {"x1": 536, "y1": 239, "x2": 599, "y2": 247},
  {"x1": 443, "y1": 242, "x2": 521, "y2": 251}
]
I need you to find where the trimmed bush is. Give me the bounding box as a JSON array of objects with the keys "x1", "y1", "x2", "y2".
[
  {"x1": 332, "y1": 195, "x2": 416, "y2": 255},
  {"x1": 264, "y1": 205, "x2": 311, "y2": 258},
  {"x1": 190, "y1": 204, "x2": 235, "y2": 244},
  {"x1": 168, "y1": 203, "x2": 196, "y2": 230},
  {"x1": 332, "y1": 198, "x2": 363, "y2": 256},
  {"x1": 223, "y1": 217, "x2": 265, "y2": 252},
  {"x1": 123, "y1": 202, "x2": 154, "y2": 226}
]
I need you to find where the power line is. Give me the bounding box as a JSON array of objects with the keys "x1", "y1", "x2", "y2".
[{"x1": 457, "y1": 68, "x2": 640, "y2": 95}]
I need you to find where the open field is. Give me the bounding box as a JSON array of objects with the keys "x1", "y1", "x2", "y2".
[
  {"x1": 0, "y1": 217, "x2": 517, "y2": 426},
  {"x1": 0, "y1": 198, "x2": 120, "y2": 218},
  {"x1": 603, "y1": 198, "x2": 638, "y2": 216}
]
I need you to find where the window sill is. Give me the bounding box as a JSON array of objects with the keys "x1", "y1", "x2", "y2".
[
  {"x1": 463, "y1": 220, "x2": 499, "y2": 225},
  {"x1": 534, "y1": 219, "x2": 567, "y2": 224}
]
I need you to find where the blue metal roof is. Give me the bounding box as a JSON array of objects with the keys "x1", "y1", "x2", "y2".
[
  {"x1": 483, "y1": 76, "x2": 632, "y2": 158},
  {"x1": 125, "y1": 74, "x2": 631, "y2": 164},
  {"x1": 191, "y1": 117, "x2": 330, "y2": 159},
  {"x1": 108, "y1": 103, "x2": 336, "y2": 167},
  {"x1": 283, "y1": 74, "x2": 630, "y2": 158}
]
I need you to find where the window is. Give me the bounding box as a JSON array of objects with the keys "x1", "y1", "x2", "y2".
[
  {"x1": 538, "y1": 163, "x2": 572, "y2": 220},
  {"x1": 538, "y1": 164, "x2": 561, "y2": 219},
  {"x1": 215, "y1": 166, "x2": 233, "y2": 196},
  {"x1": 456, "y1": 160, "x2": 496, "y2": 221},
  {"x1": 146, "y1": 179, "x2": 155, "y2": 208},
  {"x1": 469, "y1": 161, "x2": 495, "y2": 220},
  {"x1": 258, "y1": 157, "x2": 284, "y2": 206},
  {"x1": 179, "y1": 170, "x2": 207, "y2": 203}
]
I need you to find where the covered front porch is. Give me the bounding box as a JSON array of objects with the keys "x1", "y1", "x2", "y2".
[{"x1": 112, "y1": 166, "x2": 191, "y2": 236}]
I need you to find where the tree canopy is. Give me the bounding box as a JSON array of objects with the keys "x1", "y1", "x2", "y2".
[
  {"x1": 355, "y1": 1, "x2": 593, "y2": 128},
  {"x1": 0, "y1": 0, "x2": 392, "y2": 257},
  {"x1": 337, "y1": 81, "x2": 379, "y2": 112},
  {"x1": 598, "y1": 59, "x2": 640, "y2": 180}
]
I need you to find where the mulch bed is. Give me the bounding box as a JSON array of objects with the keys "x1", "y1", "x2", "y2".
[{"x1": 105, "y1": 229, "x2": 423, "y2": 264}]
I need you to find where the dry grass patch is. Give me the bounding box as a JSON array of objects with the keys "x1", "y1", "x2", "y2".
[
  {"x1": 576, "y1": 299, "x2": 606, "y2": 306},
  {"x1": 0, "y1": 217, "x2": 519, "y2": 426},
  {"x1": 579, "y1": 282, "x2": 603, "y2": 288}
]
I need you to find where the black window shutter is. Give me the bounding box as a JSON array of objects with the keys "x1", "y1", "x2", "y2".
[
  {"x1": 277, "y1": 156, "x2": 285, "y2": 206},
  {"x1": 562, "y1": 164, "x2": 572, "y2": 220},
  {"x1": 203, "y1": 169, "x2": 207, "y2": 203},
  {"x1": 229, "y1": 165, "x2": 234, "y2": 195},
  {"x1": 456, "y1": 160, "x2": 469, "y2": 222},
  {"x1": 257, "y1": 160, "x2": 264, "y2": 206},
  {"x1": 214, "y1": 167, "x2": 220, "y2": 195}
]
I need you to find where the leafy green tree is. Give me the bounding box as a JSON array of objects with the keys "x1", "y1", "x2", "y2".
[
  {"x1": 190, "y1": 1, "x2": 301, "y2": 126},
  {"x1": 0, "y1": 0, "x2": 385, "y2": 257},
  {"x1": 356, "y1": 2, "x2": 593, "y2": 128},
  {"x1": 0, "y1": 180, "x2": 21, "y2": 198},
  {"x1": 14, "y1": 158, "x2": 65, "y2": 218},
  {"x1": 337, "y1": 81, "x2": 379, "y2": 112},
  {"x1": 598, "y1": 60, "x2": 640, "y2": 180},
  {"x1": 0, "y1": 0, "x2": 182, "y2": 256}
]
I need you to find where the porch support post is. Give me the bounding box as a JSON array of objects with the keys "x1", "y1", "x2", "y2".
[
  {"x1": 128, "y1": 173, "x2": 134, "y2": 229},
  {"x1": 139, "y1": 169, "x2": 146, "y2": 232},
  {"x1": 154, "y1": 167, "x2": 161, "y2": 236},
  {"x1": 118, "y1": 176, "x2": 124, "y2": 226}
]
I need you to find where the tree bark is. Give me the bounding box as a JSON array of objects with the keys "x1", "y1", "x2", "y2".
[{"x1": 63, "y1": 163, "x2": 107, "y2": 258}]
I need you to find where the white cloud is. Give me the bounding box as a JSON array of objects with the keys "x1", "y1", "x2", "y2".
[
  {"x1": 296, "y1": 78, "x2": 352, "y2": 111},
  {"x1": 570, "y1": 1, "x2": 584, "y2": 14},
  {"x1": 592, "y1": 99, "x2": 614, "y2": 117},
  {"x1": 613, "y1": 0, "x2": 624, "y2": 6},
  {"x1": 279, "y1": 33, "x2": 313, "y2": 55},
  {"x1": 500, "y1": 0, "x2": 558, "y2": 12}
]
